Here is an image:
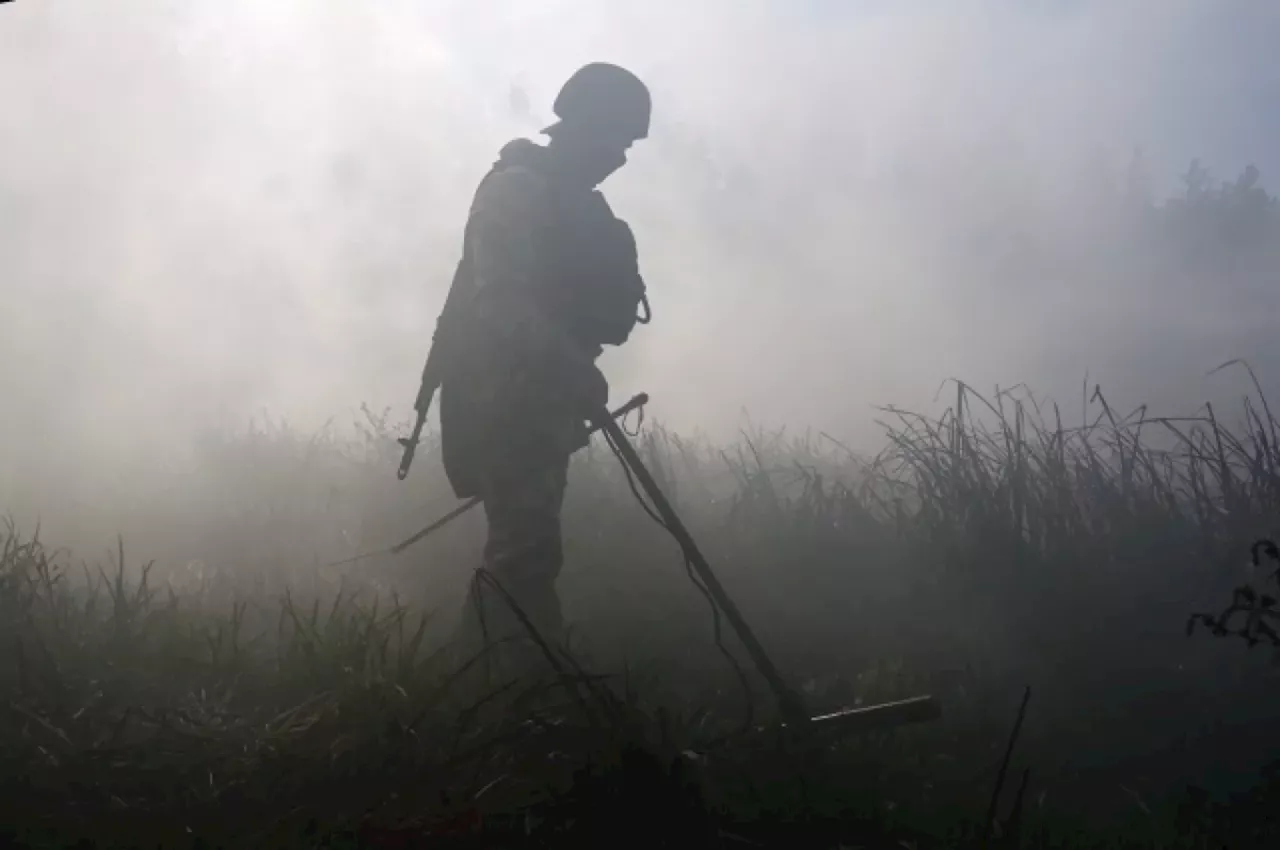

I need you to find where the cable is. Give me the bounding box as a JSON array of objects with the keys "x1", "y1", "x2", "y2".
[{"x1": 599, "y1": 420, "x2": 757, "y2": 732}]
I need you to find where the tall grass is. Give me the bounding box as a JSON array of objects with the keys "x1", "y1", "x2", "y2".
[{"x1": 3, "y1": 369, "x2": 1279, "y2": 847}]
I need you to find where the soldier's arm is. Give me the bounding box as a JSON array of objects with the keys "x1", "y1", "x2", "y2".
[{"x1": 467, "y1": 167, "x2": 595, "y2": 373}]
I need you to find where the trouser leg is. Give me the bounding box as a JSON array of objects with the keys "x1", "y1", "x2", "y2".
[{"x1": 455, "y1": 456, "x2": 569, "y2": 662}]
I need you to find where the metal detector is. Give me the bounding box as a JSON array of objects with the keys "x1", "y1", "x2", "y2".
[{"x1": 589, "y1": 404, "x2": 941, "y2": 737}]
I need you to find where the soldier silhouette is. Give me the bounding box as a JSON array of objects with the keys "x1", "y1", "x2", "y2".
[{"x1": 425, "y1": 63, "x2": 652, "y2": 668}]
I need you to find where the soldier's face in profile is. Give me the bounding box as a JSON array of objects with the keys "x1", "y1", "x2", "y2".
[
  {"x1": 556, "y1": 126, "x2": 636, "y2": 187},
  {"x1": 583, "y1": 138, "x2": 631, "y2": 186}
]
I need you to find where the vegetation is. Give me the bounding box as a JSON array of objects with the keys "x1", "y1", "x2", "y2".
[{"x1": 5, "y1": 358, "x2": 1280, "y2": 848}]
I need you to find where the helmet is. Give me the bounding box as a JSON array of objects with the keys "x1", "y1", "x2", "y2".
[{"x1": 547, "y1": 62, "x2": 651, "y2": 142}]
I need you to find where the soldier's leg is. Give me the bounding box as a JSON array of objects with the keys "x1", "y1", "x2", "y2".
[{"x1": 456, "y1": 455, "x2": 570, "y2": 657}]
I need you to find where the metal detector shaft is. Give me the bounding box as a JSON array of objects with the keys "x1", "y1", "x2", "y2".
[{"x1": 593, "y1": 411, "x2": 811, "y2": 726}]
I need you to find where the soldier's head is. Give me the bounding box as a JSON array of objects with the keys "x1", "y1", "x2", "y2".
[{"x1": 543, "y1": 62, "x2": 650, "y2": 188}]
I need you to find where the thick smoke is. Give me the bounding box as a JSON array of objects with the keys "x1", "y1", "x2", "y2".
[{"x1": 2, "y1": 0, "x2": 1277, "y2": 538}]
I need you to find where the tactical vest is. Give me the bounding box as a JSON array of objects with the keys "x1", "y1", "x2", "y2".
[
  {"x1": 541, "y1": 183, "x2": 650, "y2": 351},
  {"x1": 445, "y1": 139, "x2": 649, "y2": 358}
]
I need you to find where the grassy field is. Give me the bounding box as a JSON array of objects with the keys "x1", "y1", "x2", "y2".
[{"x1": 3, "y1": 370, "x2": 1280, "y2": 848}]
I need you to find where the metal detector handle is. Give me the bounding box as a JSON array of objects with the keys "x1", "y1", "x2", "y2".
[{"x1": 600, "y1": 392, "x2": 648, "y2": 427}]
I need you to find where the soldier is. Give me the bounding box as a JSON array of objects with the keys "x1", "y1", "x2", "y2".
[{"x1": 431, "y1": 63, "x2": 652, "y2": 667}]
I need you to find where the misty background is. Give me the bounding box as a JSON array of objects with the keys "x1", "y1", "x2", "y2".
[{"x1": 2, "y1": 0, "x2": 1279, "y2": 548}]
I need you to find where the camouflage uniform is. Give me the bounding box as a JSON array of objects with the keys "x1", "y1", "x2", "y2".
[{"x1": 441, "y1": 140, "x2": 615, "y2": 659}]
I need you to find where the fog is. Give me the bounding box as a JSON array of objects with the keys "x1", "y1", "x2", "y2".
[{"x1": 2, "y1": 0, "x2": 1278, "y2": 538}]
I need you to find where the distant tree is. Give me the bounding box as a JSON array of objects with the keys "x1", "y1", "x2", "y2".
[{"x1": 1159, "y1": 159, "x2": 1278, "y2": 269}]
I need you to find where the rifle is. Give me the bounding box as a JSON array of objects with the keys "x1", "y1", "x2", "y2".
[
  {"x1": 396, "y1": 344, "x2": 443, "y2": 480},
  {"x1": 398, "y1": 239, "x2": 475, "y2": 481}
]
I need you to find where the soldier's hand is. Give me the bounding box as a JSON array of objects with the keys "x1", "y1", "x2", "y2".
[{"x1": 576, "y1": 361, "x2": 609, "y2": 416}]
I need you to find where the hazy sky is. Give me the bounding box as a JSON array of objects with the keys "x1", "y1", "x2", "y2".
[{"x1": 2, "y1": 0, "x2": 1278, "y2": 516}]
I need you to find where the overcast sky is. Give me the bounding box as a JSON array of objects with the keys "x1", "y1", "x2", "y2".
[{"x1": 2, "y1": 0, "x2": 1278, "y2": 517}]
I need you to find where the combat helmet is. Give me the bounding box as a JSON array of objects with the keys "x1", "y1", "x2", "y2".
[{"x1": 545, "y1": 62, "x2": 651, "y2": 142}]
